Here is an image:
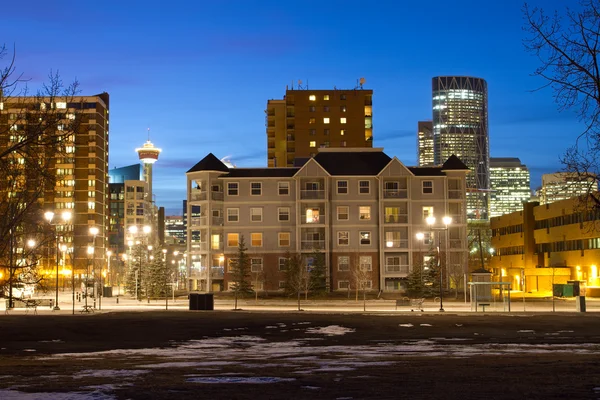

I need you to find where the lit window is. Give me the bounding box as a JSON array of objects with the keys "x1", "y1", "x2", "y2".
[
  {"x1": 360, "y1": 231, "x2": 371, "y2": 245},
  {"x1": 251, "y1": 182, "x2": 262, "y2": 196},
  {"x1": 360, "y1": 256, "x2": 372, "y2": 271},
  {"x1": 338, "y1": 231, "x2": 349, "y2": 246},
  {"x1": 341, "y1": 141, "x2": 347, "y2": 147},
  {"x1": 305, "y1": 208, "x2": 320, "y2": 223},
  {"x1": 278, "y1": 207, "x2": 290, "y2": 222},
  {"x1": 340, "y1": 118, "x2": 347, "y2": 124},
  {"x1": 340, "y1": 129, "x2": 345, "y2": 136},
  {"x1": 278, "y1": 232, "x2": 290, "y2": 247},
  {"x1": 279, "y1": 258, "x2": 288, "y2": 271},
  {"x1": 340, "y1": 106, "x2": 347, "y2": 112},
  {"x1": 422, "y1": 206, "x2": 434, "y2": 220},
  {"x1": 227, "y1": 233, "x2": 239, "y2": 247},
  {"x1": 422, "y1": 180, "x2": 433, "y2": 194},
  {"x1": 338, "y1": 256, "x2": 350, "y2": 271},
  {"x1": 337, "y1": 206, "x2": 349, "y2": 220},
  {"x1": 337, "y1": 180, "x2": 348, "y2": 194},
  {"x1": 251, "y1": 233, "x2": 263, "y2": 247},
  {"x1": 56, "y1": 102, "x2": 67, "y2": 109},
  {"x1": 227, "y1": 208, "x2": 239, "y2": 222},
  {"x1": 278, "y1": 182, "x2": 289, "y2": 195},
  {"x1": 211, "y1": 234, "x2": 221, "y2": 249},
  {"x1": 323, "y1": 117, "x2": 330, "y2": 124},
  {"x1": 310, "y1": 141, "x2": 316, "y2": 148},
  {"x1": 324, "y1": 95, "x2": 329, "y2": 100},
  {"x1": 309, "y1": 118, "x2": 316, "y2": 124},
  {"x1": 250, "y1": 207, "x2": 262, "y2": 222},
  {"x1": 359, "y1": 206, "x2": 371, "y2": 220},
  {"x1": 227, "y1": 182, "x2": 238, "y2": 196},
  {"x1": 88, "y1": 201, "x2": 95, "y2": 210},
  {"x1": 309, "y1": 95, "x2": 316, "y2": 101},
  {"x1": 359, "y1": 180, "x2": 370, "y2": 194}
]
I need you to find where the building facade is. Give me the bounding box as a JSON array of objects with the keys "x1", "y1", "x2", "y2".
[
  {"x1": 489, "y1": 157, "x2": 531, "y2": 218},
  {"x1": 432, "y1": 76, "x2": 489, "y2": 220},
  {"x1": 417, "y1": 121, "x2": 434, "y2": 166},
  {"x1": 491, "y1": 197, "x2": 600, "y2": 294},
  {"x1": 186, "y1": 148, "x2": 469, "y2": 293},
  {"x1": 539, "y1": 173, "x2": 598, "y2": 205},
  {"x1": 266, "y1": 88, "x2": 373, "y2": 167},
  {"x1": 0, "y1": 93, "x2": 109, "y2": 284}
]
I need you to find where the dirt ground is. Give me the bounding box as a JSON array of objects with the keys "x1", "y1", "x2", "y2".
[{"x1": 1, "y1": 311, "x2": 600, "y2": 399}]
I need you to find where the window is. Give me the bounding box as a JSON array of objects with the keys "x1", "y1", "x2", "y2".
[
  {"x1": 305, "y1": 208, "x2": 320, "y2": 223},
  {"x1": 338, "y1": 280, "x2": 350, "y2": 289},
  {"x1": 386, "y1": 255, "x2": 409, "y2": 273},
  {"x1": 360, "y1": 256, "x2": 372, "y2": 271},
  {"x1": 211, "y1": 234, "x2": 221, "y2": 250},
  {"x1": 310, "y1": 141, "x2": 316, "y2": 148},
  {"x1": 250, "y1": 207, "x2": 262, "y2": 222},
  {"x1": 323, "y1": 106, "x2": 330, "y2": 112},
  {"x1": 227, "y1": 182, "x2": 238, "y2": 196},
  {"x1": 423, "y1": 206, "x2": 434, "y2": 220},
  {"x1": 227, "y1": 233, "x2": 239, "y2": 247},
  {"x1": 337, "y1": 206, "x2": 349, "y2": 220},
  {"x1": 422, "y1": 180, "x2": 433, "y2": 194},
  {"x1": 278, "y1": 207, "x2": 290, "y2": 222},
  {"x1": 360, "y1": 231, "x2": 371, "y2": 245},
  {"x1": 340, "y1": 106, "x2": 347, "y2": 112},
  {"x1": 340, "y1": 117, "x2": 347, "y2": 124},
  {"x1": 309, "y1": 118, "x2": 316, "y2": 124},
  {"x1": 385, "y1": 231, "x2": 401, "y2": 247},
  {"x1": 359, "y1": 180, "x2": 370, "y2": 194},
  {"x1": 251, "y1": 182, "x2": 262, "y2": 196},
  {"x1": 309, "y1": 106, "x2": 316, "y2": 112},
  {"x1": 324, "y1": 129, "x2": 330, "y2": 135},
  {"x1": 309, "y1": 94, "x2": 316, "y2": 101},
  {"x1": 341, "y1": 141, "x2": 347, "y2": 147},
  {"x1": 279, "y1": 258, "x2": 288, "y2": 271},
  {"x1": 323, "y1": 117, "x2": 330, "y2": 124},
  {"x1": 337, "y1": 180, "x2": 348, "y2": 194},
  {"x1": 228, "y1": 259, "x2": 238, "y2": 273},
  {"x1": 340, "y1": 129, "x2": 345, "y2": 136},
  {"x1": 338, "y1": 231, "x2": 349, "y2": 246},
  {"x1": 56, "y1": 102, "x2": 67, "y2": 109},
  {"x1": 251, "y1": 258, "x2": 263, "y2": 273},
  {"x1": 324, "y1": 95, "x2": 329, "y2": 100},
  {"x1": 251, "y1": 233, "x2": 263, "y2": 247},
  {"x1": 359, "y1": 206, "x2": 371, "y2": 220},
  {"x1": 227, "y1": 208, "x2": 239, "y2": 222},
  {"x1": 309, "y1": 128, "x2": 316, "y2": 136},
  {"x1": 278, "y1": 182, "x2": 290, "y2": 195},
  {"x1": 338, "y1": 256, "x2": 350, "y2": 271},
  {"x1": 278, "y1": 232, "x2": 290, "y2": 247},
  {"x1": 340, "y1": 94, "x2": 346, "y2": 100}
]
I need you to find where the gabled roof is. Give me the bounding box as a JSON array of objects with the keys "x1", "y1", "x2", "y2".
[
  {"x1": 442, "y1": 154, "x2": 469, "y2": 171},
  {"x1": 223, "y1": 168, "x2": 299, "y2": 178},
  {"x1": 313, "y1": 151, "x2": 392, "y2": 176},
  {"x1": 407, "y1": 166, "x2": 445, "y2": 176},
  {"x1": 187, "y1": 153, "x2": 229, "y2": 173}
]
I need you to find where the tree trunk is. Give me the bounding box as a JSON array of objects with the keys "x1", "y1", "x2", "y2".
[
  {"x1": 234, "y1": 291, "x2": 238, "y2": 310},
  {"x1": 297, "y1": 290, "x2": 301, "y2": 311},
  {"x1": 363, "y1": 290, "x2": 366, "y2": 311}
]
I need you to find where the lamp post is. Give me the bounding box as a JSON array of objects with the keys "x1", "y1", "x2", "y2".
[
  {"x1": 89, "y1": 226, "x2": 99, "y2": 309},
  {"x1": 147, "y1": 245, "x2": 153, "y2": 303},
  {"x1": 415, "y1": 232, "x2": 424, "y2": 285},
  {"x1": 45, "y1": 210, "x2": 72, "y2": 311},
  {"x1": 85, "y1": 245, "x2": 94, "y2": 310},
  {"x1": 162, "y1": 248, "x2": 168, "y2": 310},
  {"x1": 425, "y1": 215, "x2": 452, "y2": 312},
  {"x1": 67, "y1": 246, "x2": 75, "y2": 315}
]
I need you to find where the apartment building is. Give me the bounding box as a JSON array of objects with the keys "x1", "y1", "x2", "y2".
[
  {"x1": 266, "y1": 88, "x2": 373, "y2": 167},
  {"x1": 0, "y1": 93, "x2": 109, "y2": 283},
  {"x1": 490, "y1": 196, "x2": 600, "y2": 294},
  {"x1": 186, "y1": 148, "x2": 469, "y2": 293}
]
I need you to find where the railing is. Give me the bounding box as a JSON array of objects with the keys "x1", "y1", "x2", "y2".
[
  {"x1": 211, "y1": 192, "x2": 224, "y2": 201},
  {"x1": 300, "y1": 189, "x2": 325, "y2": 200},
  {"x1": 302, "y1": 215, "x2": 321, "y2": 224},
  {"x1": 301, "y1": 240, "x2": 324, "y2": 250},
  {"x1": 190, "y1": 242, "x2": 208, "y2": 251},
  {"x1": 449, "y1": 239, "x2": 463, "y2": 249},
  {"x1": 384, "y1": 214, "x2": 408, "y2": 224},
  {"x1": 384, "y1": 239, "x2": 409, "y2": 249},
  {"x1": 383, "y1": 189, "x2": 408, "y2": 199},
  {"x1": 211, "y1": 267, "x2": 225, "y2": 279},
  {"x1": 385, "y1": 265, "x2": 409, "y2": 274},
  {"x1": 448, "y1": 191, "x2": 463, "y2": 199},
  {"x1": 191, "y1": 192, "x2": 207, "y2": 201},
  {"x1": 212, "y1": 216, "x2": 224, "y2": 226},
  {"x1": 189, "y1": 216, "x2": 207, "y2": 227}
]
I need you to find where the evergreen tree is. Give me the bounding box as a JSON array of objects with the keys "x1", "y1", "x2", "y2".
[
  {"x1": 230, "y1": 235, "x2": 253, "y2": 310},
  {"x1": 145, "y1": 248, "x2": 172, "y2": 299},
  {"x1": 125, "y1": 244, "x2": 144, "y2": 300},
  {"x1": 308, "y1": 248, "x2": 327, "y2": 294},
  {"x1": 406, "y1": 263, "x2": 425, "y2": 298}
]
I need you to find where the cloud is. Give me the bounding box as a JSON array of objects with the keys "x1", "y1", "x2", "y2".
[{"x1": 375, "y1": 129, "x2": 414, "y2": 143}]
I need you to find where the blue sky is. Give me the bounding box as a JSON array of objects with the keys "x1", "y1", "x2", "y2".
[{"x1": 2, "y1": 0, "x2": 582, "y2": 214}]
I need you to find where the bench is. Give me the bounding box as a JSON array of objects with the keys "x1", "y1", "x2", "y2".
[
  {"x1": 478, "y1": 303, "x2": 490, "y2": 312},
  {"x1": 80, "y1": 305, "x2": 95, "y2": 313},
  {"x1": 4, "y1": 299, "x2": 54, "y2": 314}
]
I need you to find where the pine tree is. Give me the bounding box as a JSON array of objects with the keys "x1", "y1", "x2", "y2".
[
  {"x1": 406, "y1": 263, "x2": 425, "y2": 298},
  {"x1": 145, "y1": 248, "x2": 170, "y2": 299},
  {"x1": 308, "y1": 248, "x2": 327, "y2": 294},
  {"x1": 230, "y1": 235, "x2": 253, "y2": 310}
]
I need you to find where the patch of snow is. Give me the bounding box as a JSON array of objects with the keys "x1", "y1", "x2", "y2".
[
  {"x1": 186, "y1": 376, "x2": 295, "y2": 384},
  {"x1": 399, "y1": 324, "x2": 413, "y2": 328},
  {"x1": 302, "y1": 386, "x2": 320, "y2": 390},
  {"x1": 293, "y1": 322, "x2": 311, "y2": 325},
  {"x1": 558, "y1": 330, "x2": 574, "y2": 333},
  {"x1": 0, "y1": 389, "x2": 116, "y2": 399},
  {"x1": 419, "y1": 324, "x2": 432, "y2": 327},
  {"x1": 73, "y1": 369, "x2": 149, "y2": 379},
  {"x1": 517, "y1": 330, "x2": 535, "y2": 333},
  {"x1": 306, "y1": 326, "x2": 355, "y2": 336},
  {"x1": 137, "y1": 361, "x2": 234, "y2": 369},
  {"x1": 23, "y1": 349, "x2": 36, "y2": 352},
  {"x1": 265, "y1": 326, "x2": 277, "y2": 329},
  {"x1": 39, "y1": 340, "x2": 63, "y2": 343}
]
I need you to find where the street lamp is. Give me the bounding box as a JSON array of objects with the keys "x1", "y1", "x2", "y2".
[
  {"x1": 45, "y1": 210, "x2": 72, "y2": 311},
  {"x1": 85, "y1": 245, "x2": 94, "y2": 310},
  {"x1": 89, "y1": 226, "x2": 99, "y2": 309},
  {"x1": 425, "y1": 215, "x2": 452, "y2": 312}
]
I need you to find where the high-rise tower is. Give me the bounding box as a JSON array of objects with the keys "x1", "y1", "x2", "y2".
[
  {"x1": 489, "y1": 157, "x2": 531, "y2": 217},
  {"x1": 432, "y1": 76, "x2": 489, "y2": 220},
  {"x1": 135, "y1": 135, "x2": 161, "y2": 201},
  {"x1": 417, "y1": 121, "x2": 434, "y2": 166}
]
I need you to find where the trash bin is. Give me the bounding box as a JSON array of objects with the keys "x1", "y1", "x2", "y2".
[
  {"x1": 103, "y1": 287, "x2": 113, "y2": 298},
  {"x1": 552, "y1": 284, "x2": 565, "y2": 297},
  {"x1": 204, "y1": 293, "x2": 214, "y2": 311},
  {"x1": 576, "y1": 296, "x2": 586, "y2": 312},
  {"x1": 189, "y1": 293, "x2": 200, "y2": 310},
  {"x1": 189, "y1": 293, "x2": 213, "y2": 310}
]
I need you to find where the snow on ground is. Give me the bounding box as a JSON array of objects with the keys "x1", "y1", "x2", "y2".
[
  {"x1": 399, "y1": 323, "x2": 413, "y2": 327},
  {"x1": 185, "y1": 376, "x2": 295, "y2": 384},
  {"x1": 305, "y1": 325, "x2": 355, "y2": 336},
  {"x1": 73, "y1": 370, "x2": 149, "y2": 379},
  {"x1": 0, "y1": 389, "x2": 116, "y2": 399}
]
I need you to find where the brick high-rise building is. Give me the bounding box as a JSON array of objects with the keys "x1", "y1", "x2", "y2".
[{"x1": 266, "y1": 87, "x2": 373, "y2": 167}]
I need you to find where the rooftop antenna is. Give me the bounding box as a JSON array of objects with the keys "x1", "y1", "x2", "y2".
[
  {"x1": 298, "y1": 79, "x2": 303, "y2": 90},
  {"x1": 147, "y1": 127, "x2": 151, "y2": 141},
  {"x1": 359, "y1": 77, "x2": 366, "y2": 89}
]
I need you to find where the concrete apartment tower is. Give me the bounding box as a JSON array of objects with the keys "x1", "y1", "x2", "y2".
[
  {"x1": 432, "y1": 76, "x2": 490, "y2": 220},
  {"x1": 266, "y1": 83, "x2": 373, "y2": 167}
]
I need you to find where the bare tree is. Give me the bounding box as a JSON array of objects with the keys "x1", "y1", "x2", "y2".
[
  {"x1": 283, "y1": 251, "x2": 309, "y2": 311},
  {"x1": 349, "y1": 253, "x2": 373, "y2": 311},
  {"x1": 0, "y1": 45, "x2": 81, "y2": 307},
  {"x1": 523, "y1": 1, "x2": 600, "y2": 210}
]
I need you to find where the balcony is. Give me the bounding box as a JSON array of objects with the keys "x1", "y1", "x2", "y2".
[
  {"x1": 300, "y1": 189, "x2": 325, "y2": 200},
  {"x1": 384, "y1": 239, "x2": 409, "y2": 249},
  {"x1": 212, "y1": 216, "x2": 224, "y2": 226},
  {"x1": 189, "y1": 216, "x2": 207, "y2": 227},
  {"x1": 383, "y1": 189, "x2": 408, "y2": 199},
  {"x1": 384, "y1": 214, "x2": 408, "y2": 224},
  {"x1": 385, "y1": 265, "x2": 409, "y2": 274},
  {"x1": 287, "y1": 134, "x2": 295, "y2": 142},
  {"x1": 301, "y1": 240, "x2": 325, "y2": 250},
  {"x1": 448, "y1": 191, "x2": 463, "y2": 199},
  {"x1": 449, "y1": 239, "x2": 463, "y2": 249},
  {"x1": 190, "y1": 242, "x2": 208, "y2": 251},
  {"x1": 191, "y1": 192, "x2": 207, "y2": 202}
]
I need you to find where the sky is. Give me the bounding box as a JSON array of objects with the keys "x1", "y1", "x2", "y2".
[{"x1": 1, "y1": 0, "x2": 584, "y2": 215}]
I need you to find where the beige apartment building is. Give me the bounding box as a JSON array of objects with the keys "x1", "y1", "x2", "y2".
[
  {"x1": 186, "y1": 148, "x2": 469, "y2": 293},
  {"x1": 491, "y1": 196, "x2": 600, "y2": 294},
  {"x1": 266, "y1": 88, "x2": 373, "y2": 167}
]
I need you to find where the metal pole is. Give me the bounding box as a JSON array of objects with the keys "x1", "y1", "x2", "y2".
[
  {"x1": 439, "y1": 231, "x2": 444, "y2": 312},
  {"x1": 71, "y1": 250, "x2": 75, "y2": 315},
  {"x1": 54, "y1": 232, "x2": 60, "y2": 310}
]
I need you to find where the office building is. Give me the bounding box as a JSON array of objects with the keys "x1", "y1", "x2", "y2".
[
  {"x1": 539, "y1": 172, "x2": 598, "y2": 205},
  {"x1": 266, "y1": 87, "x2": 373, "y2": 167},
  {"x1": 417, "y1": 121, "x2": 434, "y2": 166},
  {"x1": 186, "y1": 148, "x2": 469, "y2": 293},
  {"x1": 108, "y1": 164, "x2": 142, "y2": 255},
  {"x1": 0, "y1": 93, "x2": 109, "y2": 284},
  {"x1": 489, "y1": 157, "x2": 531, "y2": 217},
  {"x1": 165, "y1": 215, "x2": 186, "y2": 245},
  {"x1": 432, "y1": 76, "x2": 489, "y2": 220}
]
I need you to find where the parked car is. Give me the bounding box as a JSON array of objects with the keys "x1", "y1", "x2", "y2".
[{"x1": 4, "y1": 283, "x2": 35, "y2": 299}]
